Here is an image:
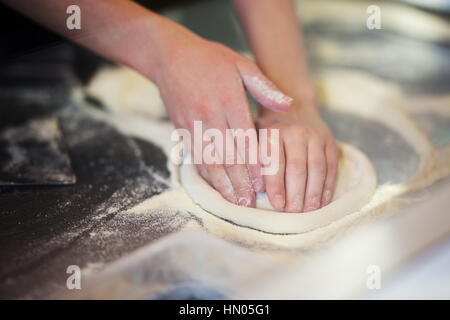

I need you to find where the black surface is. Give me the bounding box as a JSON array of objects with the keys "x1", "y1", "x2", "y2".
[
  {"x1": 0, "y1": 42, "x2": 182, "y2": 299},
  {"x1": 0, "y1": 117, "x2": 76, "y2": 186}
]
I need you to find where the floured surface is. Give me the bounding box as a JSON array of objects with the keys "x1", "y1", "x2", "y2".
[
  {"x1": 86, "y1": 66, "x2": 167, "y2": 120},
  {"x1": 321, "y1": 108, "x2": 420, "y2": 184},
  {"x1": 0, "y1": 100, "x2": 177, "y2": 298},
  {"x1": 0, "y1": 118, "x2": 75, "y2": 185}
]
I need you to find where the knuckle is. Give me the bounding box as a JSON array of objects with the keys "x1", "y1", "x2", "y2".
[
  {"x1": 310, "y1": 132, "x2": 325, "y2": 145},
  {"x1": 286, "y1": 161, "x2": 306, "y2": 175},
  {"x1": 288, "y1": 125, "x2": 306, "y2": 137},
  {"x1": 327, "y1": 158, "x2": 338, "y2": 173},
  {"x1": 309, "y1": 160, "x2": 326, "y2": 175}
]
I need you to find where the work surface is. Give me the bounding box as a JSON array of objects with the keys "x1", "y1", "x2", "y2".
[{"x1": 0, "y1": 0, "x2": 449, "y2": 299}]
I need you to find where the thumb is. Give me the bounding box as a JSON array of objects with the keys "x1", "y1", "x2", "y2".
[{"x1": 237, "y1": 61, "x2": 293, "y2": 112}]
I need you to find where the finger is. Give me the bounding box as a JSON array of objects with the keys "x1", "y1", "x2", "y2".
[
  {"x1": 284, "y1": 138, "x2": 308, "y2": 213},
  {"x1": 224, "y1": 160, "x2": 255, "y2": 207},
  {"x1": 303, "y1": 139, "x2": 327, "y2": 212},
  {"x1": 202, "y1": 115, "x2": 255, "y2": 207},
  {"x1": 222, "y1": 133, "x2": 255, "y2": 207},
  {"x1": 237, "y1": 61, "x2": 293, "y2": 112},
  {"x1": 321, "y1": 141, "x2": 339, "y2": 207},
  {"x1": 225, "y1": 83, "x2": 265, "y2": 193},
  {"x1": 262, "y1": 130, "x2": 286, "y2": 211},
  {"x1": 199, "y1": 122, "x2": 239, "y2": 204},
  {"x1": 203, "y1": 163, "x2": 237, "y2": 205}
]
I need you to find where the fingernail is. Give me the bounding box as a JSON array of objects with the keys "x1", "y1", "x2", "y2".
[
  {"x1": 272, "y1": 92, "x2": 293, "y2": 106},
  {"x1": 238, "y1": 197, "x2": 251, "y2": 207},
  {"x1": 313, "y1": 196, "x2": 321, "y2": 208},
  {"x1": 283, "y1": 95, "x2": 294, "y2": 105},
  {"x1": 323, "y1": 190, "x2": 332, "y2": 205},
  {"x1": 293, "y1": 195, "x2": 303, "y2": 212},
  {"x1": 273, "y1": 194, "x2": 285, "y2": 210},
  {"x1": 304, "y1": 196, "x2": 320, "y2": 212},
  {"x1": 285, "y1": 195, "x2": 303, "y2": 213}
]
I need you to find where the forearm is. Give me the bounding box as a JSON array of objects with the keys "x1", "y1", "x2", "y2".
[
  {"x1": 2, "y1": 0, "x2": 186, "y2": 82},
  {"x1": 232, "y1": 0, "x2": 316, "y2": 111}
]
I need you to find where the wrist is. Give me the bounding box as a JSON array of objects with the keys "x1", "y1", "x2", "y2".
[
  {"x1": 124, "y1": 14, "x2": 173, "y2": 83},
  {"x1": 137, "y1": 16, "x2": 207, "y2": 86},
  {"x1": 115, "y1": 13, "x2": 192, "y2": 85}
]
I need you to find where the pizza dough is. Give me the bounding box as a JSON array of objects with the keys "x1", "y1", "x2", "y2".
[
  {"x1": 86, "y1": 66, "x2": 167, "y2": 119},
  {"x1": 179, "y1": 143, "x2": 377, "y2": 234}
]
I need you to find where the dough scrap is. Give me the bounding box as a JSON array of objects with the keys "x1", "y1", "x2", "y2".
[
  {"x1": 179, "y1": 143, "x2": 377, "y2": 234},
  {"x1": 86, "y1": 66, "x2": 167, "y2": 119}
]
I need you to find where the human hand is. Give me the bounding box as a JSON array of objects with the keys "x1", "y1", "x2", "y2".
[
  {"x1": 256, "y1": 105, "x2": 339, "y2": 212},
  {"x1": 152, "y1": 24, "x2": 293, "y2": 207}
]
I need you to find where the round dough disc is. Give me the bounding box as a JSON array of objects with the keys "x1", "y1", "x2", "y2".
[{"x1": 179, "y1": 143, "x2": 377, "y2": 234}]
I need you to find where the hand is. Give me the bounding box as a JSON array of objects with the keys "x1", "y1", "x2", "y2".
[
  {"x1": 152, "y1": 24, "x2": 293, "y2": 207},
  {"x1": 256, "y1": 105, "x2": 339, "y2": 212}
]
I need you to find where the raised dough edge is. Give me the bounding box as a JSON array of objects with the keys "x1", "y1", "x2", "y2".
[{"x1": 179, "y1": 143, "x2": 377, "y2": 234}]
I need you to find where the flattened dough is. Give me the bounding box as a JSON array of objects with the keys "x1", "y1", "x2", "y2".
[{"x1": 180, "y1": 143, "x2": 377, "y2": 234}]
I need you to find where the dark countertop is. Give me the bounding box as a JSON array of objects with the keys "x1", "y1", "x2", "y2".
[{"x1": 0, "y1": 43, "x2": 186, "y2": 299}]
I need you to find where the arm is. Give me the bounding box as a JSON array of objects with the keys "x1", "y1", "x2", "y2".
[
  {"x1": 3, "y1": 0, "x2": 295, "y2": 208},
  {"x1": 233, "y1": 0, "x2": 315, "y2": 106},
  {"x1": 233, "y1": 0, "x2": 339, "y2": 212},
  {"x1": 2, "y1": 0, "x2": 175, "y2": 83}
]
